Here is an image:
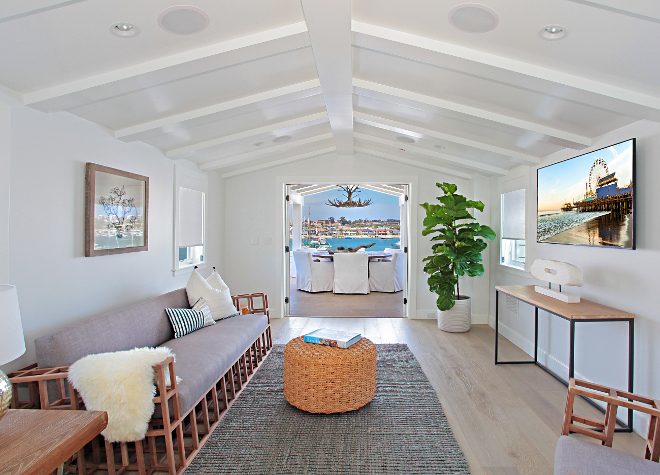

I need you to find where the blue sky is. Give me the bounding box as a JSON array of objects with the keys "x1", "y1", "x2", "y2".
[
  {"x1": 537, "y1": 140, "x2": 633, "y2": 212},
  {"x1": 301, "y1": 187, "x2": 400, "y2": 221}
]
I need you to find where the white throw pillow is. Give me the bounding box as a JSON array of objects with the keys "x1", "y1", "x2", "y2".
[
  {"x1": 186, "y1": 269, "x2": 238, "y2": 321},
  {"x1": 206, "y1": 268, "x2": 229, "y2": 291}
]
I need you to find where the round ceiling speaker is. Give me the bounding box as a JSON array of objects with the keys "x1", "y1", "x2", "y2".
[
  {"x1": 449, "y1": 3, "x2": 499, "y2": 33},
  {"x1": 396, "y1": 136, "x2": 415, "y2": 144},
  {"x1": 273, "y1": 135, "x2": 292, "y2": 143},
  {"x1": 158, "y1": 6, "x2": 210, "y2": 35}
]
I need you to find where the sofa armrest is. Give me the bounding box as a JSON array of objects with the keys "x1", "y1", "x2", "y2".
[
  {"x1": 232, "y1": 293, "x2": 270, "y2": 324},
  {"x1": 9, "y1": 365, "x2": 74, "y2": 410}
]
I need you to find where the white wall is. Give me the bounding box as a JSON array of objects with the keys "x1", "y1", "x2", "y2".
[
  {"x1": 489, "y1": 120, "x2": 660, "y2": 435},
  {"x1": 0, "y1": 104, "x2": 9, "y2": 283},
  {"x1": 220, "y1": 152, "x2": 491, "y2": 321},
  {"x1": 0, "y1": 91, "x2": 220, "y2": 373}
]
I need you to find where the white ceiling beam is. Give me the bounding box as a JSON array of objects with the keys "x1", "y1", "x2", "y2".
[
  {"x1": 353, "y1": 79, "x2": 592, "y2": 148},
  {"x1": 354, "y1": 111, "x2": 541, "y2": 165},
  {"x1": 24, "y1": 22, "x2": 309, "y2": 110},
  {"x1": 222, "y1": 147, "x2": 336, "y2": 179},
  {"x1": 355, "y1": 147, "x2": 472, "y2": 180},
  {"x1": 165, "y1": 112, "x2": 328, "y2": 158},
  {"x1": 360, "y1": 184, "x2": 404, "y2": 197},
  {"x1": 367, "y1": 183, "x2": 404, "y2": 193},
  {"x1": 114, "y1": 80, "x2": 321, "y2": 142},
  {"x1": 0, "y1": 0, "x2": 87, "y2": 23},
  {"x1": 199, "y1": 133, "x2": 333, "y2": 171},
  {"x1": 352, "y1": 21, "x2": 660, "y2": 113},
  {"x1": 301, "y1": 0, "x2": 353, "y2": 154},
  {"x1": 355, "y1": 133, "x2": 508, "y2": 176},
  {"x1": 299, "y1": 185, "x2": 337, "y2": 196}
]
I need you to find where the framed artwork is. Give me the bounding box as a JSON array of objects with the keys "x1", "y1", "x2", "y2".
[{"x1": 85, "y1": 163, "x2": 149, "y2": 257}]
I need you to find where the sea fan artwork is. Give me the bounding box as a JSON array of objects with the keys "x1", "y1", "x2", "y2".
[
  {"x1": 86, "y1": 163, "x2": 148, "y2": 257},
  {"x1": 99, "y1": 186, "x2": 138, "y2": 238}
]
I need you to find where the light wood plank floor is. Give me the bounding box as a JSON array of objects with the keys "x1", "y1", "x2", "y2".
[
  {"x1": 271, "y1": 317, "x2": 646, "y2": 475},
  {"x1": 289, "y1": 277, "x2": 404, "y2": 317}
]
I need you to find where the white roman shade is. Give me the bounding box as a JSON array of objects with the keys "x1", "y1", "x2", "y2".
[
  {"x1": 501, "y1": 188, "x2": 525, "y2": 240},
  {"x1": 178, "y1": 187, "x2": 204, "y2": 248}
]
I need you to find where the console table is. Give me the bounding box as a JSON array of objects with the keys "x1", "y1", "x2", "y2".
[
  {"x1": 0, "y1": 409, "x2": 108, "y2": 475},
  {"x1": 495, "y1": 285, "x2": 634, "y2": 431}
]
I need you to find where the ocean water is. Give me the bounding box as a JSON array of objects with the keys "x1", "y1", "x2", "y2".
[{"x1": 310, "y1": 237, "x2": 401, "y2": 252}]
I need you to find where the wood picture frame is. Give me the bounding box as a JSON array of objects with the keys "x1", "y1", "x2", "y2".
[{"x1": 85, "y1": 163, "x2": 149, "y2": 257}]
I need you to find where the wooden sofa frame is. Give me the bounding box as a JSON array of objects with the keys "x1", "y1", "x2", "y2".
[
  {"x1": 9, "y1": 293, "x2": 273, "y2": 475},
  {"x1": 562, "y1": 378, "x2": 660, "y2": 462}
]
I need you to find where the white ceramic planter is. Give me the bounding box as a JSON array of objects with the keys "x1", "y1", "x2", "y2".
[{"x1": 437, "y1": 297, "x2": 471, "y2": 333}]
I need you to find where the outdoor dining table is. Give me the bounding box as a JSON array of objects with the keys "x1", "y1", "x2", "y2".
[{"x1": 311, "y1": 251, "x2": 393, "y2": 261}]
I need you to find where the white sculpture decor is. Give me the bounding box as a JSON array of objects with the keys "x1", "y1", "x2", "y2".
[{"x1": 530, "y1": 259, "x2": 584, "y2": 303}]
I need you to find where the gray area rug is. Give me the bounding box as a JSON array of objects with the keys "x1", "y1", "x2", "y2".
[{"x1": 184, "y1": 344, "x2": 470, "y2": 474}]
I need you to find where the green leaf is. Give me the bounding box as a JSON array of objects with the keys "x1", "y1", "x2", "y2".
[
  {"x1": 474, "y1": 225, "x2": 496, "y2": 240},
  {"x1": 439, "y1": 182, "x2": 458, "y2": 195},
  {"x1": 436, "y1": 294, "x2": 455, "y2": 311}
]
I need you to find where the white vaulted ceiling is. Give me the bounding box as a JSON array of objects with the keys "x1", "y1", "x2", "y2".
[{"x1": 1, "y1": 0, "x2": 659, "y2": 178}]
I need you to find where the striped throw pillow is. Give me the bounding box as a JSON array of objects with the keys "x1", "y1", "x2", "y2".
[{"x1": 166, "y1": 308, "x2": 205, "y2": 338}]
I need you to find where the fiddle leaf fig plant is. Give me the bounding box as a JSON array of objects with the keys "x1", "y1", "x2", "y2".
[{"x1": 420, "y1": 182, "x2": 496, "y2": 312}]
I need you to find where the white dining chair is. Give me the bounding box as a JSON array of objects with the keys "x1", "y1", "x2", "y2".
[
  {"x1": 369, "y1": 251, "x2": 404, "y2": 292},
  {"x1": 333, "y1": 252, "x2": 370, "y2": 294},
  {"x1": 293, "y1": 250, "x2": 334, "y2": 292}
]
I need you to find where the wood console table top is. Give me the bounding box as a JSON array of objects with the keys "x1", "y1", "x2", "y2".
[
  {"x1": 495, "y1": 285, "x2": 635, "y2": 321},
  {"x1": 0, "y1": 409, "x2": 108, "y2": 475}
]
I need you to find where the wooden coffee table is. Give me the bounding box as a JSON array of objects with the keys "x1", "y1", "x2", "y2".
[
  {"x1": 0, "y1": 409, "x2": 108, "y2": 475},
  {"x1": 283, "y1": 336, "x2": 377, "y2": 414}
]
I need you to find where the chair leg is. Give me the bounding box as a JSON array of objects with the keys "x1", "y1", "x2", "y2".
[{"x1": 562, "y1": 387, "x2": 576, "y2": 435}]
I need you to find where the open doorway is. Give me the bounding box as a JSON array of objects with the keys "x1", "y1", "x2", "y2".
[{"x1": 284, "y1": 183, "x2": 410, "y2": 317}]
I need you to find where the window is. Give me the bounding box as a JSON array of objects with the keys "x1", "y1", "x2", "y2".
[
  {"x1": 174, "y1": 166, "x2": 207, "y2": 275},
  {"x1": 501, "y1": 188, "x2": 525, "y2": 269}
]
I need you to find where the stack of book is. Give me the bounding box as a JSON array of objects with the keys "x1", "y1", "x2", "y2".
[{"x1": 303, "y1": 328, "x2": 362, "y2": 348}]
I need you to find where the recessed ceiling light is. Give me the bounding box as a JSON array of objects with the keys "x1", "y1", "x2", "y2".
[
  {"x1": 539, "y1": 25, "x2": 568, "y2": 41},
  {"x1": 273, "y1": 135, "x2": 292, "y2": 143},
  {"x1": 109, "y1": 22, "x2": 140, "y2": 38},
  {"x1": 396, "y1": 136, "x2": 415, "y2": 144},
  {"x1": 254, "y1": 142, "x2": 264, "y2": 146},
  {"x1": 449, "y1": 4, "x2": 499, "y2": 33},
  {"x1": 158, "y1": 6, "x2": 210, "y2": 35},
  {"x1": 434, "y1": 145, "x2": 446, "y2": 150}
]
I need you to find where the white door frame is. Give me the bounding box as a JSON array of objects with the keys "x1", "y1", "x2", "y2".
[{"x1": 277, "y1": 175, "x2": 419, "y2": 319}]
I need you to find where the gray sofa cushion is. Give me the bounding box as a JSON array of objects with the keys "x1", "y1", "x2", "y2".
[
  {"x1": 35, "y1": 289, "x2": 188, "y2": 368},
  {"x1": 554, "y1": 435, "x2": 660, "y2": 475},
  {"x1": 159, "y1": 313, "x2": 269, "y2": 414}
]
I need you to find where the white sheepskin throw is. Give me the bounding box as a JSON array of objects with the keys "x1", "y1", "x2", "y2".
[{"x1": 68, "y1": 347, "x2": 175, "y2": 443}]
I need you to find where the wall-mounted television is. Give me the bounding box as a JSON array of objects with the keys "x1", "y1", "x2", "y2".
[{"x1": 537, "y1": 138, "x2": 635, "y2": 249}]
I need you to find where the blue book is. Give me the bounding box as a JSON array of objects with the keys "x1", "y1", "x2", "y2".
[{"x1": 303, "y1": 328, "x2": 362, "y2": 348}]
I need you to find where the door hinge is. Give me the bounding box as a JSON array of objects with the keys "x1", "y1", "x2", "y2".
[
  {"x1": 286, "y1": 194, "x2": 290, "y2": 201},
  {"x1": 405, "y1": 194, "x2": 409, "y2": 201},
  {"x1": 285, "y1": 297, "x2": 289, "y2": 304},
  {"x1": 404, "y1": 246, "x2": 408, "y2": 253},
  {"x1": 285, "y1": 246, "x2": 290, "y2": 253},
  {"x1": 403, "y1": 298, "x2": 407, "y2": 304}
]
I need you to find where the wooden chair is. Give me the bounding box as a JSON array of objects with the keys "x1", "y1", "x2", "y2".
[{"x1": 562, "y1": 378, "x2": 660, "y2": 462}]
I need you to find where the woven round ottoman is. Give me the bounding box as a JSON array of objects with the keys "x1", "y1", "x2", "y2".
[{"x1": 283, "y1": 336, "x2": 377, "y2": 414}]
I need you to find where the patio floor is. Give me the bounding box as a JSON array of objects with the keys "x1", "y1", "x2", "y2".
[{"x1": 288, "y1": 277, "x2": 404, "y2": 317}]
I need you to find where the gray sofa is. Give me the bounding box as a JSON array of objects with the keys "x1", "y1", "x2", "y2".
[
  {"x1": 35, "y1": 288, "x2": 270, "y2": 415},
  {"x1": 554, "y1": 436, "x2": 660, "y2": 475},
  {"x1": 26, "y1": 287, "x2": 272, "y2": 474}
]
